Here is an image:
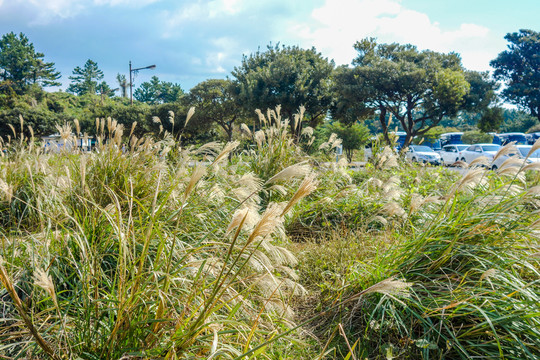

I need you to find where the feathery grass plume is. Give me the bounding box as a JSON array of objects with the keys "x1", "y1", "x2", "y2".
[
  {"x1": 266, "y1": 161, "x2": 311, "y2": 184},
  {"x1": 255, "y1": 108, "x2": 267, "y2": 127},
  {"x1": 152, "y1": 116, "x2": 161, "y2": 124},
  {"x1": 281, "y1": 174, "x2": 318, "y2": 216},
  {"x1": 113, "y1": 124, "x2": 124, "y2": 147},
  {"x1": 226, "y1": 206, "x2": 261, "y2": 234},
  {"x1": 468, "y1": 156, "x2": 490, "y2": 168},
  {"x1": 301, "y1": 126, "x2": 313, "y2": 138},
  {"x1": 73, "y1": 118, "x2": 80, "y2": 137},
  {"x1": 0, "y1": 256, "x2": 59, "y2": 360},
  {"x1": 183, "y1": 164, "x2": 206, "y2": 201},
  {"x1": 254, "y1": 130, "x2": 266, "y2": 149},
  {"x1": 526, "y1": 138, "x2": 540, "y2": 159},
  {"x1": 211, "y1": 141, "x2": 240, "y2": 166},
  {"x1": 8, "y1": 123, "x2": 16, "y2": 138},
  {"x1": 497, "y1": 167, "x2": 526, "y2": 183},
  {"x1": 185, "y1": 106, "x2": 195, "y2": 127},
  {"x1": 159, "y1": 124, "x2": 163, "y2": 134},
  {"x1": 293, "y1": 105, "x2": 305, "y2": 133},
  {"x1": 498, "y1": 157, "x2": 524, "y2": 171},
  {"x1": 248, "y1": 202, "x2": 285, "y2": 243},
  {"x1": 0, "y1": 179, "x2": 13, "y2": 203},
  {"x1": 380, "y1": 202, "x2": 406, "y2": 218},
  {"x1": 493, "y1": 142, "x2": 517, "y2": 162},
  {"x1": 240, "y1": 123, "x2": 252, "y2": 137},
  {"x1": 526, "y1": 186, "x2": 540, "y2": 196},
  {"x1": 453, "y1": 168, "x2": 487, "y2": 194},
  {"x1": 130, "y1": 121, "x2": 138, "y2": 137},
  {"x1": 168, "y1": 110, "x2": 175, "y2": 125},
  {"x1": 362, "y1": 277, "x2": 413, "y2": 298},
  {"x1": 100, "y1": 117, "x2": 105, "y2": 134},
  {"x1": 34, "y1": 268, "x2": 58, "y2": 304},
  {"x1": 19, "y1": 114, "x2": 24, "y2": 134},
  {"x1": 479, "y1": 268, "x2": 498, "y2": 281},
  {"x1": 96, "y1": 117, "x2": 100, "y2": 134},
  {"x1": 523, "y1": 162, "x2": 540, "y2": 172}
]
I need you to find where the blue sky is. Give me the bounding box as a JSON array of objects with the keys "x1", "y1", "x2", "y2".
[{"x1": 0, "y1": 0, "x2": 538, "y2": 93}]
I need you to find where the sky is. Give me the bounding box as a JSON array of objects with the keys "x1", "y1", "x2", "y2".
[{"x1": 0, "y1": 0, "x2": 538, "y2": 93}]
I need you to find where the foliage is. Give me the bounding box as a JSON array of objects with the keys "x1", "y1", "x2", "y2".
[
  {"x1": 322, "y1": 121, "x2": 371, "y2": 162},
  {"x1": 134, "y1": 75, "x2": 184, "y2": 104},
  {"x1": 232, "y1": 44, "x2": 334, "y2": 137},
  {"x1": 188, "y1": 79, "x2": 243, "y2": 140},
  {"x1": 478, "y1": 106, "x2": 504, "y2": 132},
  {"x1": 0, "y1": 32, "x2": 60, "y2": 92},
  {"x1": 500, "y1": 109, "x2": 538, "y2": 134},
  {"x1": 491, "y1": 29, "x2": 540, "y2": 121},
  {"x1": 339, "y1": 38, "x2": 474, "y2": 148},
  {"x1": 461, "y1": 130, "x2": 493, "y2": 144},
  {"x1": 67, "y1": 59, "x2": 110, "y2": 96}
]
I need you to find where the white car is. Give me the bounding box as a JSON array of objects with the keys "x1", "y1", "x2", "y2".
[
  {"x1": 459, "y1": 144, "x2": 501, "y2": 164},
  {"x1": 438, "y1": 144, "x2": 470, "y2": 166},
  {"x1": 406, "y1": 145, "x2": 442, "y2": 165},
  {"x1": 491, "y1": 145, "x2": 540, "y2": 170}
]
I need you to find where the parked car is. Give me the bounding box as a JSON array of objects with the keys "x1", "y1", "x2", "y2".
[
  {"x1": 438, "y1": 144, "x2": 470, "y2": 166},
  {"x1": 491, "y1": 145, "x2": 540, "y2": 170},
  {"x1": 459, "y1": 144, "x2": 501, "y2": 164},
  {"x1": 406, "y1": 145, "x2": 442, "y2": 165}
]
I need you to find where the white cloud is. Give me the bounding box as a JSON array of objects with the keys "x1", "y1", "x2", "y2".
[{"x1": 291, "y1": 0, "x2": 493, "y2": 70}]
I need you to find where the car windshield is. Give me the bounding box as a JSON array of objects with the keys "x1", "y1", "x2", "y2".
[
  {"x1": 481, "y1": 145, "x2": 500, "y2": 152},
  {"x1": 413, "y1": 146, "x2": 434, "y2": 152},
  {"x1": 519, "y1": 147, "x2": 540, "y2": 158},
  {"x1": 457, "y1": 145, "x2": 468, "y2": 151}
]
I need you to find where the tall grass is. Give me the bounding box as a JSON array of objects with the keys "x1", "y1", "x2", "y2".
[{"x1": 1, "y1": 114, "x2": 539, "y2": 359}]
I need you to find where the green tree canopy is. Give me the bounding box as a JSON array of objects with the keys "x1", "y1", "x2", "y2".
[
  {"x1": 231, "y1": 44, "x2": 334, "y2": 136},
  {"x1": 67, "y1": 59, "x2": 106, "y2": 96},
  {"x1": 337, "y1": 38, "x2": 473, "y2": 148},
  {"x1": 490, "y1": 29, "x2": 540, "y2": 121},
  {"x1": 134, "y1": 76, "x2": 183, "y2": 104},
  {"x1": 188, "y1": 79, "x2": 243, "y2": 140},
  {"x1": 477, "y1": 107, "x2": 504, "y2": 133},
  {"x1": 0, "y1": 32, "x2": 60, "y2": 92}
]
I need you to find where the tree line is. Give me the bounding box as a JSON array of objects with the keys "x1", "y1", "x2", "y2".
[{"x1": 0, "y1": 29, "x2": 539, "y2": 150}]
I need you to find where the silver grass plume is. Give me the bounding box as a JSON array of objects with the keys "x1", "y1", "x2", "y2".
[
  {"x1": 185, "y1": 107, "x2": 195, "y2": 127},
  {"x1": 266, "y1": 161, "x2": 311, "y2": 184},
  {"x1": 281, "y1": 174, "x2": 318, "y2": 216},
  {"x1": 493, "y1": 142, "x2": 517, "y2": 162}
]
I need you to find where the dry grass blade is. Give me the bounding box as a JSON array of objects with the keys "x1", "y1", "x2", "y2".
[{"x1": 248, "y1": 203, "x2": 284, "y2": 243}]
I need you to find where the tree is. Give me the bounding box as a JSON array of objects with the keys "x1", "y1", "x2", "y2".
[
  {"x1": 116, "y1": 74, "x2": 128, "y2": 98},
  {"x1": 188, "y1": 79, "x2": 243, "y2": 141},
  {"x1": 477, "y1": 107, "x2": 504, "y2": 133},
  {"x1": 337, "y1": 38, "x2": 472, "y2": 148},
  {"x1": 231, "y1": 44, "x2": 334, "y2": 136},
  {"x1": 462, "y1": 130, "x2": 493, "y2": 144},
  {"x1": 326, "y1": 121, "x2": 371, "y2": 162},
  {"x1": 67, "y1": 59, "x2": 107, "y2": 96},
  {"x1": 490, "y1": 29, "x2": 540, "y2": 121},
  {"x1": 0, "y1": 32, "x2": 60, "y2": 92},
  {"x1": 134, "y1": 76, "x2": 183, "y2": 104}
]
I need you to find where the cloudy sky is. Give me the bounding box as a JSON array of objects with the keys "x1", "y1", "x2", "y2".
[{"x1": 0, "y1": 0, "x2": 538, "y2": 93}]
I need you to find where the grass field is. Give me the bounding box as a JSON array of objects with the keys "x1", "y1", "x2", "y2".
[{"x1": 0, "y1": 112, "x2": 539, "y2": 359}]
